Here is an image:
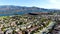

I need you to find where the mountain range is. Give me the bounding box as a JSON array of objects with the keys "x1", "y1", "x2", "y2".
[{"x1": 0, "y1": 5, "x2": 59, "y2": 16}]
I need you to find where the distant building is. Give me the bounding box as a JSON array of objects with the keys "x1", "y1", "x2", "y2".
[
  {"x1": 0, "y1": 30, "x2": 4, "y2": 34},
  {"x1": 5, "y1": 29, "x2": 13, "y2": 34}
]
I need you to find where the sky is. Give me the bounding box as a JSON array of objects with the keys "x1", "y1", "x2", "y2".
[{"x1": 0, "y1": 0, "x2": 60, "y2": 9}]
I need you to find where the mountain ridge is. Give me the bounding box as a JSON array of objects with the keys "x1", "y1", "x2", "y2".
[{"x1": 0, "y1": 5, "x2": 59, "y2": 16}]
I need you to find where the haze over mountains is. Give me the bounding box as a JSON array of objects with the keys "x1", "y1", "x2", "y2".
[{"x1": 0, "y1": 5, "x2": 60, "y2": 16}]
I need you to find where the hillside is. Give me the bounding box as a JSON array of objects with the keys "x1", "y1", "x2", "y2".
[{"x1": 0, "y1": 5, "x2": 59, "y2": 16}]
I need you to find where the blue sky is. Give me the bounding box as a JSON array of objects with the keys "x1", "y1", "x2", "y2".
[{"x1": 0, "y1": 0, "x2": 60, "y2": 9}]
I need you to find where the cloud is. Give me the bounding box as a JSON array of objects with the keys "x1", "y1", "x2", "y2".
[
  {"x1": 44, "y1": 0, "x2": 60, "y2": 9},
  {"x1": 48, "y1": 0, "x2": 60, "y2": 4}
]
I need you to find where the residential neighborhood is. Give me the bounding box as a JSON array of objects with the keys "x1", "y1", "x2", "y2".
[{"x1": 0, "y1": 13, "x2": 59, "y2": 34}]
